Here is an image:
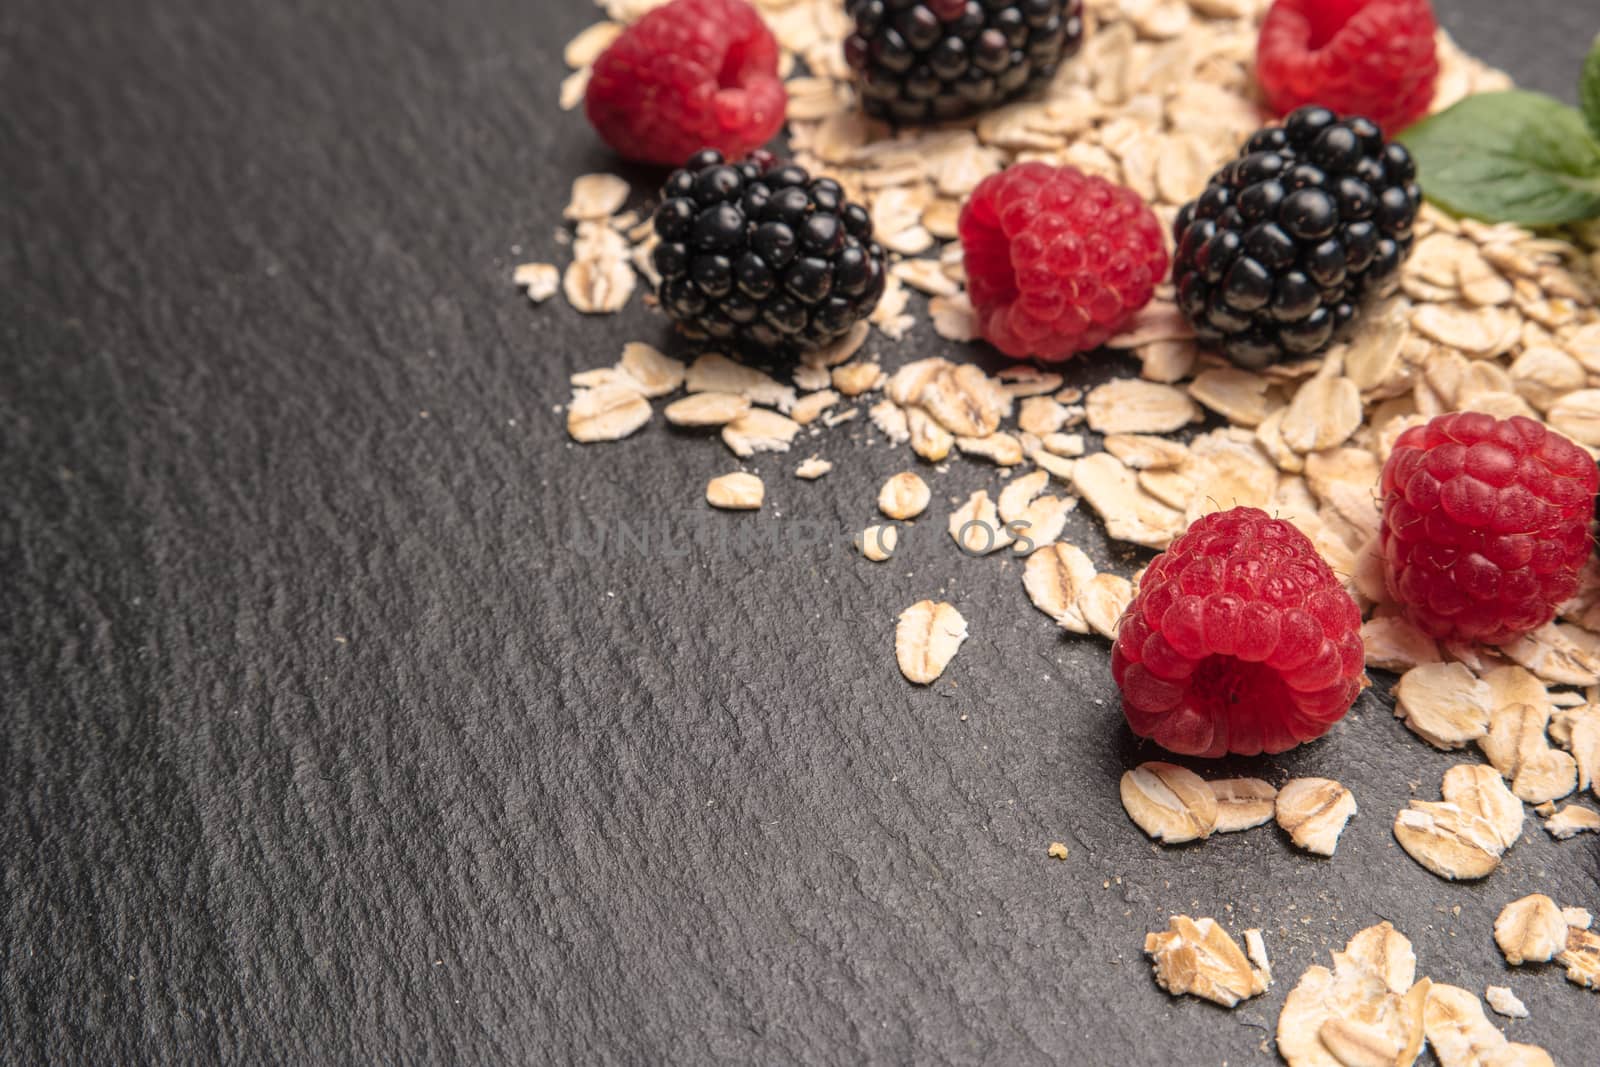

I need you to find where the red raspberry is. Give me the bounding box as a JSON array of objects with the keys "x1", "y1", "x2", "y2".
[
  {"x1": 584, "y1": 0, "x2": 786, "y2": 167},
  {"x1": 1256, "y1": 0, "x2": 1439, "y2": 136},
  {"x1": 1379, "y1": 413, "x2": 1597, "y2": 645},
  {"x1": 958, "y1": 163, "x2": 1168, "y2": 362},
  {"x1": 1111, "y1": 508, "x2": 1366, "y2": 759}
]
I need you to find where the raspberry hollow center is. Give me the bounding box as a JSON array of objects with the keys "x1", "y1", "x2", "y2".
[
  {"x1": 1302, "y1": 0, "x2": 1368, "y2": 49},
  {"x1": 1189, "y1": 655, "x2": 1293, "y2": 727},
  {"x1": 718, "y1": 39, "x2": 755, "y2": 89}
]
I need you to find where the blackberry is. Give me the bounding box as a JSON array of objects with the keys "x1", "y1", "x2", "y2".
[
  {"x1": 652, "y1": 150, "x2": 888, "y2": 354},
  {"x1": 1172, "y1": 106, "x2": 1422, "y2": 369},
  {"x1": 843, "y1": 0, "x2": 1085, "y2": 124}
]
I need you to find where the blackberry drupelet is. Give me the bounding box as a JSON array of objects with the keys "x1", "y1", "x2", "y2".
[
  {"x1": 653, "y1": 150, "x2": 888, "y2": 353},
  {"x1": 843, "y1": 0, "x2": 1085, "y2": 123},
  {"x1": 1171, "y1": 106, "x2": 1422, "y2": 369}
]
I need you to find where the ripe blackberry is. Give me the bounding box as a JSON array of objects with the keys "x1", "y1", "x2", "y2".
[
  {"x1": 1172, "y1": 106, "x2": 1422, "y2": 370},
  {"x1": 843, "y1": 0, "x2": 1085, "y2": 123},
  {"x1": 652, "y1": 150, "x2": 887, "y2": 352}
]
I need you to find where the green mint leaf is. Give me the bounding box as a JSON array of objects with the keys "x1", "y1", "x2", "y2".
[
  {"x1": 1399, "y1": 90, "x2": 1600, "y2": 226},
  {"x1": 1583, "y1": 33, "x2": 1600, "y2": 140}
]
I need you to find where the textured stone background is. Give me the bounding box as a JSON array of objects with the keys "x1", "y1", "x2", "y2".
[{"x1": 2, "y1": 0, "x2": 1596, "y2": 1062}]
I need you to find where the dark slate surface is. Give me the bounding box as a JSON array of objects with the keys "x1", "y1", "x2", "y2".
[{"x1": 3, "y1": 1, "x2": 1597, "y2": 1063}]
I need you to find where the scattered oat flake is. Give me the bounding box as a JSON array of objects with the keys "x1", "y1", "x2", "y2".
[
  {"x1": 1280, "y1": 370, "x2": 1363, "y2": 453},
  {"x1": 1501, "y1": 622, "x2": 1600, "y2": 686},
  {"x1": 794, "y1": 456, "x2": 832, "y2": 480},
  {"x1": 1544, "y1": 803, "x2": 1600, "y2": 839},
  {"x1": 1187, "y1": 368, "x2": 1274, "y2": 426},
  {"x1": 566, "y1": 384, "x2": 651, "y2": 443},
  {"x1": 1073, "y1": 453, "x2": 1183, "y2": 549},
  {"x1": 832, "y1": 361, "x2": 884, "y2": 396},
  {"x1": 1395, "y1": 801, "x2": 1505, "y2": 881},
  {"x1": 1103, "y1": 433, "x2": 1190, "y2": 470},
  {"x1": 858, "y1": 524, "x2": 899, "y2": 562},
  {"x1": 997, "y1": 366, "x2": 1064, "y2": 394},
  {"x1": 878, "y1": 472, "x2": 931, "y2": 520},
  {"x1": 790, "y1": 389, "x2": 840, "y2": 426},
  {"x1": 895, "y1": 600, "x2": 967, "y2": 685},
  {"x1": 1440, "y1": 763, "x2": 1523, "y2": 850},
  {"x1": 892, "y1": 257, "x2": 959, "y2": 296},
  {"x1": 563, "y1": 255, "x2": 635, "y2": 313},
  {"x1": 1085, "y1": 379, "x2": 1199, "y2": 434},
  {"x1": 1144, "y1": 916, "x2": 1270, "y2": 1008},
  {"x1": 887, "y1": 358, "x2": 951, "y2": 406},
  {"x1": 1361, "y1": 616, "x2": 1442, "y2": 672},
  {"x1": 705, "y1": 472, "x2": 763, "y2": 510},
  {"x1": 563, "y1": 21, "x2": 622, "y2": 67},
  {"x1": 928, "y1": 294, "x2": 977, "y2": 341},
  {"x1": 1078, "y1": 572, "x2": 1132, "y2": 639},
  {"x1": 921, "y1": 364, "x2": 1005, "y2": 438},
  {"x1": 564, "y1": 173, "x2": 630, "y2": 220},
  {"x1": 1275, "y1": 778, "x2": 1356, "y2": 857},
  {"x1": 513, "y1": 262, "x2": 560, "y2": 302},
  {"x1": 722, "y1": 409, "x2": 801, "y2": 458},
  {"x1": 955, "y1": 431, "x2": 1023, "y2": 466},
  {"x1": 1120, "y1": 762, "x2": 1217, "y2": 844},
  {"x1": 1276, "y1": 922, "x2": 1428, "y2": 1067},
  {"x1": 1022, "y1": 543, "x2": 1097, "y2": 634},
  {"x1": 1426, "y1": 984, "x2": 1544, "y2": 1067},
  {"x1": 948, "y1": 490, "x2": 1012, "y2": 555},
  {"x1": 1394, "y1": 662, "x2": 1491, "y2": 749},
  {"x1": 998, "y1": 469, "x2": 1049, "y2": 524},
  {"x1": 1042, "y1": 432, "x2": 1084, "y2": 457},
  {"x1": 906, "y1": 406, "x2": 955, "y2": 461},
  {"x1": 686, "y1": 353, "x2": 796, "y2": 410},
  {"x1": 1209, "y1": 778, "x2": 1277, "y2": 833},
  {"x1": 1106, "y1": 302, "x2": 1193, "y2": 348},
  {"x1": 1559, "y1": 925, "x2": 1600, "y2": 990},
  {"x1": 663, "y1": 392, "x2": 750, "y2": 427},
  {"x1": 618, "y1": 341, "x2": 685, "y2": 397},
  {"x1": 1561, "y1": 703, "x2": 1600, "y2": 796},
  {"x1": 559, "y1": 67, "x2": 591, "y2": 111},
  {"x1": 1483, "y1": 985, "x2": 1528, "y2": 1019},
  {"x1": 1017, "y1": 396, "x2": 1069, "y2": 436},
  {"x1": 1479, "y1": 701, "x2": 1578, "y2": 804},
  {"x1": 869, "y1": 399, "x2": 910, "y2": 444}
]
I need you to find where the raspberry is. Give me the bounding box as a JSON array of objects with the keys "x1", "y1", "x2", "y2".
[
  {"x1": 958, "y1": 163, "x2": 1168, "y2": 361},
  {"x1": 1172, "y1": 106, "x2": 1421, "y2": 369},
  {"x1": 1111, "y1": 508, "x2": 1366, "y2": 759},
  {"x1": 844, "y1": 0, "x2": 1085, "y2": 124},
  {"x1": 1256, "y1": 0, "x2": 1439, "y2": 136},
  {"x1": 652, "y1": 150, "x2": 887, "y2": 351},
  {"x1": 584, "y1": 0, "x2": 786, "y2": 167},
  {"x1": 1379, "y1": 413, "x2": 1598, "y2": 645}
]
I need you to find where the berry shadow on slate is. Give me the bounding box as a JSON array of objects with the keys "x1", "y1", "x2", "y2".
[
  {"x1": 1172, "y1": 106, "x2": 1422, "y2": 370},
  {"x1": 653, "y1": 150, "x2": 889, "y2": 353},
  {"x1": 844, "y1": 0, "x2": 1085, "y2": 123}
]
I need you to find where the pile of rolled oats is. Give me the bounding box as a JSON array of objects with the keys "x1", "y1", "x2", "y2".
[{"x1": 530, "y1": 0, "x2": 1600, "y2": 1055}]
